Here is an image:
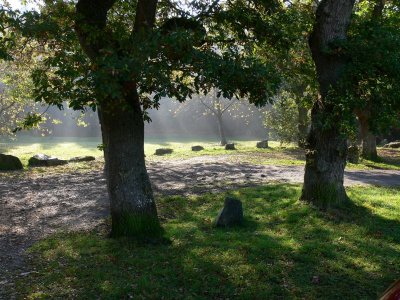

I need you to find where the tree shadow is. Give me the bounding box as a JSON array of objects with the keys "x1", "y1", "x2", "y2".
[{"x1": 13, "y1": 184, "x2": 400, "y2": 299}]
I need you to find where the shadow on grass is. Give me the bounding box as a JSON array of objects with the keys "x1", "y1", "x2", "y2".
[{"x1": 17, "y1": 184, "x2": 400, "y2": 299}]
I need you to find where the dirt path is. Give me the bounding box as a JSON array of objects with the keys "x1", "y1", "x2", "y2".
[{"x1": 1, "y1": 156, "x2": 399, "y2": 298}]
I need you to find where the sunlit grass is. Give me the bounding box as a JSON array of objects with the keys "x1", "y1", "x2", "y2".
[
  {"x1": 16, "y1": 184, "x2": 400, "y2": 299},
  {"x1": 1, "y1": 136, "x2": 399, "y2": 171}
]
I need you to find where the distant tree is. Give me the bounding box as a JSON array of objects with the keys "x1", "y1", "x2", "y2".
[
  {"x1": 215, "y1": 0, "x2": 317, "y2": 148},
  {"x1": 175, "y1": 89, "x2": 263, "y2": 145},
  {"x1": 3, "y1": 1, "x2": 280, "y2": 237},
  {"x1": 264, "y1": 89, "x2": 310, "y2": 146}
]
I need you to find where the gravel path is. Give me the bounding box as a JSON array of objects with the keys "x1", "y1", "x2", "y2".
[{"x1": 1, "y1": 156, "x2": 399, "y2": 298}]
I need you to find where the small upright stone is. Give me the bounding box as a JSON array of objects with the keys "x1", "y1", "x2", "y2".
[
  {"x1": 0, "y1": 154, "x2": 23, "y2": 171},
  {"x1": 155, "y1": 148, "x2": 173, "y2": 156},
  {"x1": 191, "y1": 145, "x2": 204, "y2": 152},
  {"x1": 28, "y1": 154, "x2": 68, "y2": 167},
  {"x1": 256, "y1": 140, "x2": 269, "y2": 149},
  {"x1": 225, "y1": 143, "x2": 236, "y2": 150},
  {"x1": 215, "y1": 197, "x2": 243, "y2": 227}
]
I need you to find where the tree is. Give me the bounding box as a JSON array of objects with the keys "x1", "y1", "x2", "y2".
[
  {"x1": 348, "y1": 0, "x2": 400, "y2": 160},
  {"x1": 214, "y1": 0, "x2": 317, "y2": 148},
  {"x1": 5, "y1": 1, "x2": 280, "y2": 237},
  {"x1": 175, "y1": 89, "x2": 263, "y2": 145},
  {"x1": 199, "y1": 91, "x2": 231, "y2": 146},
  {"x1": 264, "y1": 89, "x2": 310, "y2": 146},
  {"x1": 0, "y1": 53, "x2": 48, "y2": 138},
  {"x1": 301, "y1": 0, "x2": 356, "y2": 207}
]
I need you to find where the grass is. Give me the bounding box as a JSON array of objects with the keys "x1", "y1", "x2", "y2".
[
  {"x1": 16, "y1": 184, "x2": 400, "y2": 299},
  {"x1": 1, "y1": 136, "x2": 399, "y2": 170}
]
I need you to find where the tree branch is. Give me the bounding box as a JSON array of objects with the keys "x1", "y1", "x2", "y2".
[
  {"x1": 74, "y1": 0, "x2": 117, "y2": 60},
  {"x1": 221, "y1": 98, "x2": 237, "y2": 114},
  {"x1": 200, "y1": 97, "x2": 217, "y2": 114}
]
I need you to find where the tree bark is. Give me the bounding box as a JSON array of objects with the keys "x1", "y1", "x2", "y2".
[
  {"x1": 215, "y1": 98, "x2": 228, "y2": 146},
  {"x1": 75, "y1": 0, "x2": 161, "y2": 237},
  {"x1": 99, "y1": 92, "x2": 160, "y2": 237},
  {"x1": 301, "y1": 0, "x2": 355, "y2": 208}
]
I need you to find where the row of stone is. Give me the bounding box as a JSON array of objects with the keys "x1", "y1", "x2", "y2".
[
  {"x1": 155, "y1": 140, "x2": 269, "y2": 156},
  {"x1": 0, "y1": 153, "x2": 95, "y2": 171},
  {"x1": 383, "y1": 141, "x2": 400, "y2": 149}
]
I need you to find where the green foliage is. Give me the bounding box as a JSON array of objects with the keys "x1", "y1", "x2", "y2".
[
  {"x1": 264, "y1": 91, "x2": 309, "y2": 145},
  {"x1": 0, "y1": 61, "x2": 47, "y2": 137},
  {"x1": 345, "y1": 10, "x2": 400, "y2": 134},
  {"x1": 315, "y1": 2, "x2": 400, "y2": 137},
  {"x1": 8, "y1": 1, "x2": 281, "y2": 119},
  {"x1": 15, "y1": 185, "x2": 400, "y2": 299}
]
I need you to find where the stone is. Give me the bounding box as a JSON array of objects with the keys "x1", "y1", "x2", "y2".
[
  {"x1": 256, "y1": 140, "x2": 269, "y2": 149},
  {"x1": 379, "y1": 139, "x2": 388, "y2": 146},
  {"x1": 69, "y1": 156, "x2": 96, "y2": 162},
  {"x1": 0, "y1": 154, "x2": 23, "y2": 171},
  {"x1": 225, "y1": 143, "x2": 236, "y2": 150},
  {"x1": 347, "y1": 145, "x2": 360, "y2": 164},
  {"x1": 191, "y1": 145, "x2": 204, "y2": 152},
  {"x1": 155, "y1": 148, "x2": 173, "y2": 156},
  {"x1": 383, "y1": 141, "x2": 400, "y2": 149},
  {"x1": 28, "y1": 154, "x2": 68, "y2": 167},
  {"x1": 215, "y1": 196, "x2": 243, "y2": 227}
]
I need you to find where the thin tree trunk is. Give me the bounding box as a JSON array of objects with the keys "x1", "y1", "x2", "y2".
[
  {"x1": 99, "y1": 91, "x2": 160, "y2": 237},
  {"x1": 216, "y1": 112, "x2": 228, "y2": 146},
  {"x1": 358, "y1": 112, "x2": 378, "y2": 160},
  {"x1": 301, "y1": 0, "x2": 355, "y2": 208},
  {"x1": 297, "y1": 104, "x2": 308, "y2": 148}
]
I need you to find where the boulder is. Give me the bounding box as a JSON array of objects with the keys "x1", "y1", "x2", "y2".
[
  {"x1": 28, "y1": 154, "x2": 68, "y2": 167},
  {"x1": 347, "y1": 145, "x2": 360, "y2": 164},
  {"x1": 379, "y1": 139, "x2": 388, "y2": 147},
  {"x1": 155, "y1": 148, "x2": 173, "y2": 156},
  {"x1": 191, "y1": 145, "x2": 204, "y2": 152},
  {"x1": 69, "y1": 156, "x2": 96, "y2": 162},
  {"x1": 225, "y1": 143, "x2": 236, "y2": 150},
  {"x1": 0, "y1": 154, "x2": 23, "y2": 171},
  {"x1": 215, "y1": 197, "x2": 243, "y2": 227},
  {"x1": 383, "y1": 142, "x2": 400, "y2": 149},
  {"x1": 256, "y1": 140, "x2": 269, "y2": 149}
]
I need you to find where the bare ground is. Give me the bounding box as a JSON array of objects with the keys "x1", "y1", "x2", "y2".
[{"x1": 1, "y1": 155, "x2": 400, "y2": 298}]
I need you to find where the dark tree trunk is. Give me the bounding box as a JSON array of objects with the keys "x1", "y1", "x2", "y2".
[
  {"x1": 75, "y1": 0, "x2": 161, "y2": 237},
  {"x1": 301, "y1": 0, "x2": 355, "y2": 208},
  {"x1": 357, "y1": 112, "x2": 378, "y2": 160},
  {"x1": 99, "y1": 93, "x2": 160, "y2": 237}
]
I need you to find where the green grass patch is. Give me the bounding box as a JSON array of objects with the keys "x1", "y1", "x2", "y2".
[
  {"x1": 17, "y1": 185, "x2": 400, "y2": 299},
  {"x1": 1, "y1": 137, "x2": 399, "y2": 171}
]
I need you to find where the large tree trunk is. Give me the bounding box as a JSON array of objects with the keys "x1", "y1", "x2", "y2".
[
  {"x1": 357, "y1": 112, "x2": 378, "y2": 160},
  {"x1": 301, "y1": 0, "x2": 355, "y2": 208},
  {"x1": 98, "y1": 92, "x2": 160, "y2": 237},
  {"x1": 75, "y1": 0, "x2": 161, "y2": 238}
]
